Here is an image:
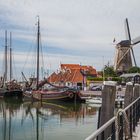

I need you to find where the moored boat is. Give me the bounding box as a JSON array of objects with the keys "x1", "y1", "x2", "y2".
[
  {"x1": 0, "y1": 80, "x2": 23, "y2": 98},
  {"x1": 0, "y1": 31, "x2": 23, "y2": 98},
  {"x1": 23, "y1": 17, "x2": 85, "y2": 103},
  {"x1": 32, "y1": 87, "x2": 85, "y2": 103}
]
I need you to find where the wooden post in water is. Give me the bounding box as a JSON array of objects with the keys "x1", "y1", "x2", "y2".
[
  {"x1": 133, "y1": 84, "x2": 140, "y2": 100},
  {"x1": 98, "y1": 81, "x2": 116, "y2": 140},
  {"x1": 124, "y1": 82, "x2": 133, "y2": 108},
  {"x1": 124, "y1": 82, "x2": 133, "y2": 138},
  {"x1": 133, "y1": 84, "x2": 140, "y2": 132}
]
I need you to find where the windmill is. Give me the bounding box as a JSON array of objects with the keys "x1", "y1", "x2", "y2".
[{"x1": 114, "y1": 18, "x2": 140, "y2": 73}]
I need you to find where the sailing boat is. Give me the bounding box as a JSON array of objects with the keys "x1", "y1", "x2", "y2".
[
  {"x1": 24, "y1": 16, "x2": 85, "y2": 103},
  {"x1": 0, "y1": 31, "x2": 23, "y2": 98}
]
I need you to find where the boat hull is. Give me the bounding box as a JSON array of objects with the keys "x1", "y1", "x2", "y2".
[
  {"x1": 0, "y1": 89, "x2": 23, "y2": 98},
  {"x1": 4, "y1": 90, "x2": 23, "y2": 98},
  {"x1": 32, "y1": 90, "x2": 85, "y2": 103}
]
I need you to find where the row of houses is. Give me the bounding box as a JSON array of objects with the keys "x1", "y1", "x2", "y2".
[
  {"x1": 47, "y1": 64, "x2": 98, "y2": 89},
  {"x1": 45, "y1": 64, "x2": 140, "y2": 89}
]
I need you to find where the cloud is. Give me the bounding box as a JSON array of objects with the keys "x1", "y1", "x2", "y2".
[{"x1": 0, "y1": 0, "x2": 140, "y2": 79}]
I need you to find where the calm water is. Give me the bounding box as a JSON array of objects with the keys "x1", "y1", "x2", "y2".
[{"x1": 0, "y1": 99, "x2": 99, "y2": 140}]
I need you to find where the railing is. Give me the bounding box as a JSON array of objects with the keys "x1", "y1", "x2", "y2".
[{"x1": 85, "y1": 97, "x2": 140, "y2": 140}]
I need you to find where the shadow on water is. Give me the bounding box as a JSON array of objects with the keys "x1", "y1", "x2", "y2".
[{"x1": 0, "y1": 99, "x2": 99, "y2": 140}]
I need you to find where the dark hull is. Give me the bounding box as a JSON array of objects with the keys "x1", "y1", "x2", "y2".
[{"x1": 0, "y1": 89, "x2": 23, "y2": 98}]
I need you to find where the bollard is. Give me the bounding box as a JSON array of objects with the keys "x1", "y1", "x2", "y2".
[
  {"x1": 98, "y1": 81, "x2": 116, "y2": 140},
  {"x1": 124, "y1": 82, "x2": 133, "y2": 108},
  {"x1": 133, "y1": 84, "x2": 140, "y2": 100},
  {"x1": 133, "y1": 84, "x2": 140, "y2": 130},
  {"x1": 124, "y1": 82, "x2": 133, "y2": 138}
]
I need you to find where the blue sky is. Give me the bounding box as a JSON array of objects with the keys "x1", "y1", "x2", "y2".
[{"x1": 0, "y1": 0, "x2": 140, "y2": 80}]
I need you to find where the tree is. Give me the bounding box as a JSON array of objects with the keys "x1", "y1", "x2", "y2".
[
  {"x1": 103, "y1": 65, "x2": 117, "y2": 77},
  {"x1": 128, "y1": 66, "x2": 140, "y2": 73}
]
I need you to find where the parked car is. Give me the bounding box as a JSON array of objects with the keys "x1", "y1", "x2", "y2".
[{"x1": 90, "y1": 85, "x2": 102, "y2": 91}]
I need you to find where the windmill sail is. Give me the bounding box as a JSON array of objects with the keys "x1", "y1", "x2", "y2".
[
  {"x1": 132, "y1": 36, "x2": 140, "y2": 45},
  {"x1": 125, "y1": 18, "x2": 131, "y2": 41}
]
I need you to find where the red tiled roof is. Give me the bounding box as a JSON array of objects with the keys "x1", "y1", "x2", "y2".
[
  {"x1": 47, "y1": 64, "x2": 97, "y2": 83},
  {"x1": 47, "y1": 72, "x2": 57, "y2": 83},
  {"x1": 61, "y1": 64, "x2": 97, "y2": 75}
]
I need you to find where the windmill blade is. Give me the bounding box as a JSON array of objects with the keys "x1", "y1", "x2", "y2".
[
  {"x1": 131, "y1": 47, "x2": 137, "y2": 66},
  {"x1": 125, "y1": 18, "x2": 131, "y2": 41},
  {"x1": 132, "y1": 36, "x2": 140, "y2": 45}
]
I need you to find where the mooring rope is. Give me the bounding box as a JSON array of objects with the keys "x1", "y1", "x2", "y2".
[{"x1": 115, "y1": 109, "x2": 130, "y2": 140}]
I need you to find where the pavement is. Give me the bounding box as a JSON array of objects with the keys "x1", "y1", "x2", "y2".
[{"x1": 80, "y1": 88, "x2": 125, "y2": 97}]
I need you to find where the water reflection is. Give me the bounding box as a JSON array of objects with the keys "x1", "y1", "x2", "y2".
[{"x1": 0, "y1": 99, "x2": 99, "y2": 140}]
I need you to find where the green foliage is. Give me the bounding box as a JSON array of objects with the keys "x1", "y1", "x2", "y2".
[
  {"x1": 87, "y1": 76, "x2": 121, "y2": 84},
  {"x1": 87, "y1": 64, "x2": 123, "y2": 84},
  {"x1": 112, "y1": 77, "x2": 122, "y2": 84},
  {"x1": 128, "y1": 66, "x2": 140, "y2": 73},
  {"x1": 103, "y1": 65, "x2": 117, "y2": 77},
  {"x1": 87, "y1": 76, "x2": 122, "y2": 84}
]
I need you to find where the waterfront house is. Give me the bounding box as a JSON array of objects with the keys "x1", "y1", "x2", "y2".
[{"x1": 47, "y1": 64, "x2": 97, "y2": 89}]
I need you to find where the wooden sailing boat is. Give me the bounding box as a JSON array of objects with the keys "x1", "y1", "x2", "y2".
[
  {"x1": 29, "y1": 17, "x2": 85, "y2": 103},
  {"x1": 0, "y1": 31, "x2": 23, "y2": 98}
]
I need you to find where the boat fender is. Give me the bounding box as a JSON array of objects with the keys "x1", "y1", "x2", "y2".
[{"x1": 68, "y1": 92, "x2": 74, "y2": 98}]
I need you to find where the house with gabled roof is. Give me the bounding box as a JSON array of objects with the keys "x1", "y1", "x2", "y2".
[{"x1": 47, "y1": 64, "x2": 97, "y2": 89}]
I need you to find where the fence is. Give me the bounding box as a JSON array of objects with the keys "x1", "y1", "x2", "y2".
[{"x1": 85, "y1": 84, "x2": 140, "y2": 140}]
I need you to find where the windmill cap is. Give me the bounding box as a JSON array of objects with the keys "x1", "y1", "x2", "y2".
[{"x1": 117, "y1": 40, "x2": 131, "y2": 47}]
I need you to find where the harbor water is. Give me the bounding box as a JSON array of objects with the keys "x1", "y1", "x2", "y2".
[{"x1": 0, "y1": 99, "x2": 99, "y2": 140}]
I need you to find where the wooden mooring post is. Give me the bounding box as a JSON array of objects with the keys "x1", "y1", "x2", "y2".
[
  {"x1": 134, "y1": 84, "x2": 140, "y2": 127},
  {"x1": 123, "y1": 83, "x2": 140, "y2": 139},
  {"x1": 133, "y1": 84, "x2": 140, "y2": 100},
  {"x1": 98, "y1": 81, "x2": 116, "y2": 140},
  {"x1": 133, "y1": 84, "x2": 140, "y2": 133},
  {"x1": 124, "y1": 82, "x2": 133, "y2": 108}
]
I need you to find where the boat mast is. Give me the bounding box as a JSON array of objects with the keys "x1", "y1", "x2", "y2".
[
  {"x1": 5, "y1": 30, "x2": 8, "y2": 82},
  {"x1": 36, "y1": 16, "x2": 40, "y2": 90},
  {"x1": 10, "y1": 32, "x2": 12, "y2": 81}
]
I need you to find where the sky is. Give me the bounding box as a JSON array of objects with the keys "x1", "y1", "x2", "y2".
[{"x1": 0, "y1": 0, "x2": 140, "y2": 80}]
